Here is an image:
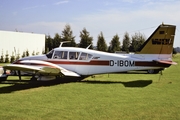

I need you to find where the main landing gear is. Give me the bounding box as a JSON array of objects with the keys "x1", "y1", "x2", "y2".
[
  {"x1": 147, "y1": 69, "x2": 160, "y2": 74},
  {"x1": 30, "y1": 75, "x2": 37, "y2": 81},
  {"x1": 0, "y1": 68, "x2": 8, "y2": 81}
]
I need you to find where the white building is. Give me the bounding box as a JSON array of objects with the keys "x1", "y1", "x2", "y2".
[{"x1": 0, "y1": 30, "x2": 45, "y2": 59}]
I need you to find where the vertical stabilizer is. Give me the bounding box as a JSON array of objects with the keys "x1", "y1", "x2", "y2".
[{"x1": 137, "y1": 23, "x2": 176, "y2": 54}]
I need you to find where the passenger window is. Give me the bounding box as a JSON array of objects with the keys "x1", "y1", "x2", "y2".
[
  {"x1": 53, "y1": 51, "x2": 67, "y2": 59},
  {"x1": 79, "y1": 52, "x2": 92, "y2": 60},
  {"x1": 69, "y1": 52, "x2": 80, "y2": 60}
]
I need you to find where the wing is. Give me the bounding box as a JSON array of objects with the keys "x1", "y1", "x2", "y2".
[{"x1": 3, "y1": 60, "x2": 80, "y2": 77}]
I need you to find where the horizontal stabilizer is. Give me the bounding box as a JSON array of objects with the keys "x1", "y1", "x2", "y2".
[{"x1": 154, "y1": 60, "x2": 177, "y2": 65}]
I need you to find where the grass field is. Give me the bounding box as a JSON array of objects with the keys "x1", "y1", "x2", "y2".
[{"x1": 0, "y1": 54, "x2": 180, "y2": 120}]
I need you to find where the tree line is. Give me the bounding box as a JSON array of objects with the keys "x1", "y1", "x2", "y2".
[
  {"x1": 0, "y1": 50, "x2": 39, "y2": 63},
  {"x1": 45, "y1": 24, "x2": 146, "y2": 53}
]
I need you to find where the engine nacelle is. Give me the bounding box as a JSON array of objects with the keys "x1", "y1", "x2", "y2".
[
  {"x1": 0, "y1": 67, "x2": 4, "y2": 76},
  {"x1": 0, "y1": 67, "x2": 8, "y2": 81}
]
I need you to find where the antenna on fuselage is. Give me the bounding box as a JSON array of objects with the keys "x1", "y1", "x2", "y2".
[
  {"x1": 86, "y1": 44, "x2": 92, "y2": 49},
  {"x1": 59, "y1": 41, "x2": 71, "y2": 47}
]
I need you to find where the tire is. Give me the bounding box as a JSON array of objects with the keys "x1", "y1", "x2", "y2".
[
  {"x1": 147, "y1": 69, "x2": 160, "y2": 74},
  {"x1": 0, "y1": 74, "x2": 8, "y2": 81}
]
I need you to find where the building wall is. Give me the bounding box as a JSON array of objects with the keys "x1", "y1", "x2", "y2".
[{"x1": 0, "y1": 30, "x2": 45, "y2": 58}]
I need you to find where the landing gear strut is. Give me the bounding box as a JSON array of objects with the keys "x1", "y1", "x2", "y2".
[
  {"x1": 18, "y1": 70, "x2": 21, "y2": 81},
  {"x1": 30, "y1": 75, "x2": 37, "y2": 81}
]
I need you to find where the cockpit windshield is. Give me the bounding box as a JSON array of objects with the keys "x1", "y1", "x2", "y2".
[
  {"x1": 53, "y1": 51, "x2": 68, "y2": 59},
  {"x1": 46, "y1": 50, "x2": 54, "y2": 58}
]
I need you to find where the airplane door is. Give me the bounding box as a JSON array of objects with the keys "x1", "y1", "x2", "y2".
[{"x1": 77, "y1": 52, "x2": 93, "y2": 75}]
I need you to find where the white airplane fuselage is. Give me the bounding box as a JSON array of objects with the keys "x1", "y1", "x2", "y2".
[{"x1": 17, "y1": 47, "x2": 171, "y2": 76}]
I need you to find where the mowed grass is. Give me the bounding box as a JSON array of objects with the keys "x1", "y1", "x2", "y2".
[{"x1": 0, "y1": 54, "x2": 180, "y2": 120}]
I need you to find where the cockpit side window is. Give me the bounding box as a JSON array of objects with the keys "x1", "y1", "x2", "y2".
[
  {"x1": 53, "y1": 51, "x2": 68, "y2": 59},
  {"x1": 46, "y1": 50, "x2": 54, "y2": 58},
  {"x1": 53, "y1": 51, "x2": 61, "y2": 59},
  {"x1": 79, "y1": 52, "x2": 93, "y2": 60},
  {"x1": 69, "y1": 52, "x2": 80, "y2": 60}
]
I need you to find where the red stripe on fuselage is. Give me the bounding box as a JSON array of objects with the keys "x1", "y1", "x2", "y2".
[
  {"x1": 46, "y1": 60, "x2": 110, "y2": 66},
  {"x1": 14, "y1": 60, "x2": 57, "y2": 68}
]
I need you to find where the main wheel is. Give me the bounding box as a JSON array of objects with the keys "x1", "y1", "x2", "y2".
[
  {"x1": 147, "y1": 69, "x2": 160, "y2": 74},
  {"x1": 0, "y1": 74, "x2": 8, "y2": 81}
]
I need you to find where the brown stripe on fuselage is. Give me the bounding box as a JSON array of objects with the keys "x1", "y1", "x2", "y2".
[
  {"x1": 135, "y1": 61, "x2": 171, "y2": 67},
  {"x1": 46, "y1": 60, "x2": 170, "y2": 67}
]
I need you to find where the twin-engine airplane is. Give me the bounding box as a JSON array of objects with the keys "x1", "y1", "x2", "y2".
[{"x1": 0, "y1": 23, "x2": 177, "y2": 81}]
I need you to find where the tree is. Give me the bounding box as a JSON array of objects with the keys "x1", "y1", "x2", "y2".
[
  {"x1": 5, "y1": 51, "x2": 9, "y2": 63},
  {"x1": 97, "y1": 32, "x2": 107, "y2": 52},
  {"x1": 174, "y1": 47, "x2": 180, "y2": 53},
  {"x1": 108, "y1": 34, "x2": 121, "y2": 53},
  {"x1": 32, "y1": 51, "x2": 35, "y2": 56},
  {"x1": 10, "y1": 52, "x2": 15, "y2": 63},
  {"x1": 61, "y1": 24, "x2": 76, "y2": 47},
  {"x1": 22, "y1": 51, "x2": 26, "y2": 58},
  {"x1": 0, "y1": 50, "x2": 4, "y2": 63},
  {"x1": 53, "y1": 33, "x2": 62, "y2": 48},
  {"x1": 122, "y1": 32, "x2": 130, "y2": 53},
  {"x1": 16, "y1": 50, "x2": 20, "y2": 61},
  {"x1": 36, "y1": 52, "x2": 39, "y2": 55},
  {"x1": 129, "y1": 32, "x2": 146, "y2": 52},
  {"x1": 42, "y1": 49, "x2": 46, "y2": 54},
  {"x1": 45, "y1": 35, "x2": 53, "y2": 53},
  {"x1": 79, "y1": 28, "x2": 93, "y2": 49},
  {"x1": 26, "y1": 50, "x2": 29, "y2": 57}
]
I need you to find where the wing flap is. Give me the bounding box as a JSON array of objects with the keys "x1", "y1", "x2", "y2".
[
  {"x1": 38, "y1": 65, "x2": 80, "y2": 77},
  {"x1": 38, "y1": 67, "x2": 60, "y2": 75},
  {"x1": 61, "y1": 69, "x2": 80, "y2": 77}
]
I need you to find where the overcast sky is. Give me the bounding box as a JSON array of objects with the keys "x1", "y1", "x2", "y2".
[{"x1": 0, "y1": 0, "x2": 180, "y2": 47}]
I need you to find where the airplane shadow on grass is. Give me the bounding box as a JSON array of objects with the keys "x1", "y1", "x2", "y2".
[
  {"x1": 0, "y1": 78, "x2": 82, "y2": 94},
  {"x1": 0, "y1": 79, "x2": 152, "y2": 94},
  {"x1": 80, "y1": 80, "x2": 153, "y2": 88}
]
